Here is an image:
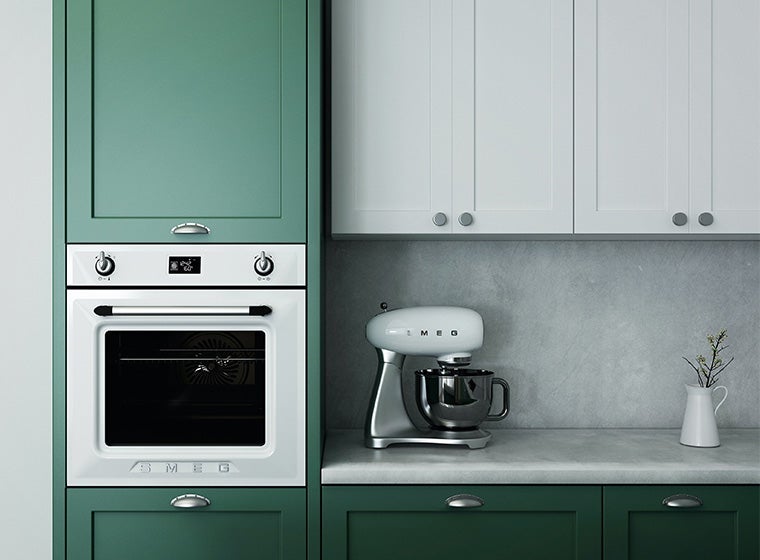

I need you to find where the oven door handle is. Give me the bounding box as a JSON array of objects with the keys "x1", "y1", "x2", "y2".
[{"x1": 94, "y1": 305, "x2": 272, "y2": 317}]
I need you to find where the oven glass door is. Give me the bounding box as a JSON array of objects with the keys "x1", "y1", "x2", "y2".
[{"x1": 104, "y1": 330, "x2": 265, "y2": 446}]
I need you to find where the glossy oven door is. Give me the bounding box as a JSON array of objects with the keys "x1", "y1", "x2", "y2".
[{"x1": 66, "y1": 289, "x2": 305, "y2": 487}]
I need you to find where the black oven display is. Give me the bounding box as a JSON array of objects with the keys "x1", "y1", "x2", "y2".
[
  {"x1": 168, "y1": 256, "x2": 201, "y2": 274},
  {"x1": 104, "y1": 330, "x2": 265, "y2": 446}
]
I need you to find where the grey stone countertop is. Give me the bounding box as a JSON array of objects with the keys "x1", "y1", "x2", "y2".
[{"x1": 321, "y1": 429, "x2": 760, "y2": 484}]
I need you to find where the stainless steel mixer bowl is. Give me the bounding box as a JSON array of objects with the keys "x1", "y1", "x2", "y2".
[{"x1": 414, "y1": 369, "x2": 510, "y2": 430}]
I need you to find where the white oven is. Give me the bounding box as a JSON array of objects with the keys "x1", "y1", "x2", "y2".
[{"x1": 66, "y1": 244, "x2": 305, "y2": 487}]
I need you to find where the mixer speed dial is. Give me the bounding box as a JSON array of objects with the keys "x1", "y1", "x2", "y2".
[{"x1": 254, "y1": 251, "x2": 274, "y2": 277}]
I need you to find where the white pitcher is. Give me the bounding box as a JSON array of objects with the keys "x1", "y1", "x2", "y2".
[{"x1": 679, "y1": 383, "x2": 728, "y2": 447}]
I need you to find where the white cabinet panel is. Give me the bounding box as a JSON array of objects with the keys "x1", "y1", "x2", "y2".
[
  {"x1": 691, "y1": 0, "x2": 760, "y2": 233},
  {"x1": 575, "y1": 0, "x2": 691, "y2": 233},
  {"x1": 331, "y1": 0, "x2": 453, "y2": 234},
  {"x1": 453, "y1": 0, "x2": 573, "y2": 233},
  {"x1": 332, "y1": 0, "x2": 572, "y2": 236}
]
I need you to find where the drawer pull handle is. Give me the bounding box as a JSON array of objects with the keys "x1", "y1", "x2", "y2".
[
  {"x1": 171, "y1": 494, "x2": 211, "y2": 509},
  {"x1": 445, "y1": 494, "x2": 484, "y2": 509},
  {"x1": 662, "y1": 494, "x2": 703, "y2": 508},
  {"x1": 171, "y1": 222, "x2": 210, "y2": 234}
]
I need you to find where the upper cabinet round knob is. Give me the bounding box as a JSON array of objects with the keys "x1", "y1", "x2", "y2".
[
  {"x1": 698, "y1": 212, "x2": 714, "y2": 226},
  {"x1": 458, "y1": 212, "x2": 474, "y2": 226},
  {"x1": 672, "y1": 212, "x2": 688, "y2": 227},
  {"x1": 95, "y1": 251, "x2": 115, "y2": 277},
  {"x1": 432, "y1": 212, "x2": 448, "y2": 227}
]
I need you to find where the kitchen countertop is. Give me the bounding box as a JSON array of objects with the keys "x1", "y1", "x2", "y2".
[{"x1": 321, "y1": 429, "x2": 760, "y2": 484}]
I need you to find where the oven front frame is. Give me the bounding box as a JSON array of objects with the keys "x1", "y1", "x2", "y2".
[{"x1": 66, "y1": 288, "x2": 306, "y2": 487}]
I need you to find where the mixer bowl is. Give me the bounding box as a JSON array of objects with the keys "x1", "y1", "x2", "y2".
[{"x1": 415, "y1": 369, "x2": 510, "y2": 430}]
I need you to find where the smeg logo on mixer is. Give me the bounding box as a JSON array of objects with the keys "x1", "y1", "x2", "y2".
[{"x1": 419, "y1": 329, "x2": 458, "y2": 337}]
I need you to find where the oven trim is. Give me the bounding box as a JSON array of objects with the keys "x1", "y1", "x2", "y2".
[{"x1": 66, "y1": 288, "x2": 305, "y2": 487}]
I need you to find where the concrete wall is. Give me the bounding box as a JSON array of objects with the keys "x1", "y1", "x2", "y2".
[
  {"x1": 0, "y1": 0, "x2": 52, "y2": 558},
  {"x1": 325, "y1": 240, "x2": 760, "y2": 430}
]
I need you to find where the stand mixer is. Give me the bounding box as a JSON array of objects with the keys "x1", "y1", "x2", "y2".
[{"x1": 365, "y1": 305, "x2": 509, "y2": 449}]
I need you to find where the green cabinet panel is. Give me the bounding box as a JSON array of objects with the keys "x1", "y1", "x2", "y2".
[
  {"x1": 604, "y1": 485, "x2": 760, "y2": 560},
  {"x1": 323, "y1": 485, "x2": 602, "y2": 560},
  {"x1": 66, "y1": 0, "x2": 306, "y2": 242},
  {"x1": 67, "y1": 487, "x2": 306, "y2": 559}
]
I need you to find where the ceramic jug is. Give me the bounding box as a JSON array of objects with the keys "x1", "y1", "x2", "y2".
[{"x1": 679, "y1": 383, "x2": 728, "y2": 447}]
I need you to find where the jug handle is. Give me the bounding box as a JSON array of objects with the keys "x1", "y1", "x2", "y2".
[
  {"x1": 712, "y1": 385, "x2": 728, "y2": 414},
  {"x1": 487, "y1": 378, "x2": 510, "y2": 421}
]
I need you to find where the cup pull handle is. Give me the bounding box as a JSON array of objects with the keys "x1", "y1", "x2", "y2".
[
  {"x1": 171, "y1": 222, "x2": 210, "y2": 234},
  {"x1": 662, "y1": 494, "x2": 703, "y2": 508},
  {"x1": 487, "y1": 378, "x2": 510, "y2": 421},
  {"x1": 170, "y1": 494, "x2": 211, "y2": 509},
  {"x1": 445, "y1": 494, "x2": 484, "y2": 509}
]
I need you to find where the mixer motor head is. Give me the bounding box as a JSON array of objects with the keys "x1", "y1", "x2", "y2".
[{"x1": 366, "y1": 306, "x2": 484, "y2": 362}]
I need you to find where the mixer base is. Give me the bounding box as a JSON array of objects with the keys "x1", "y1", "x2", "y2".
[{"x1": 365, "y1": 428, "x2": 492, "y2": 449}]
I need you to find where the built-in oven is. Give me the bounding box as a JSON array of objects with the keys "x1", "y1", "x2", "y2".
[{"x1": 66, "y1": 245, "x2": 305, "y2": 486}]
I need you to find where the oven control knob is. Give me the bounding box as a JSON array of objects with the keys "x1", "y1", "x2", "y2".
[
  {"x1": 254, "y1": 251, "x2": 274, "y2": 277},
  {"x1": 95, "y1": 251, "x2": 115, "y2": 277}
]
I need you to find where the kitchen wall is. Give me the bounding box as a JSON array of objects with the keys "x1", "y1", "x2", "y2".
[
  {"x1": 325, "y1": 240, "x2": 760, "y2": 430},
  {"x1": 0, "y1": 0, "x2": 52, "y2": 558}
]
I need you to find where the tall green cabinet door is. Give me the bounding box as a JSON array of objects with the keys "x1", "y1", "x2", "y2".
[
  {"x1": 604, "y1": 485, "x2": 760, "y2": 560},
  {"x1": 66, "y1": 0, "x2": 306, "y2": 243},
  {"x1": 67, "y1": 487, "x2": 306, "y2": 559}
]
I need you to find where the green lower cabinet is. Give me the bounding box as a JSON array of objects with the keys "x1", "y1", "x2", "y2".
[
  {"x1": 67, "y1": 487, "x2": 306, "y2": 560},
  {"x1": 604, "y1": 485, "x2": 760, "y2": 560},
  {"x1": 322, "y1": 485, "x2": 602, "y2": 560}
]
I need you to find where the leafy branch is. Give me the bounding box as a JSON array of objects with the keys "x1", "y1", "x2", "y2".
[{"x1": 682, "y1": 329, "x2": 735, "y2": 388}]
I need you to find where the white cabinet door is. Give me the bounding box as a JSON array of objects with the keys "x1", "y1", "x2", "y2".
[
  {"x1": 575, "y1": 0, "x2": 691, "y2": 234},
  {"x1": 331, "y1": 0, "x2": 453, "y2": 235},
  {"x1": 690, "y1": 0, "x2": 760, "y2": 234},
  {"x1": 452, "y1": 0, "x2": 573, "y2": 234}
]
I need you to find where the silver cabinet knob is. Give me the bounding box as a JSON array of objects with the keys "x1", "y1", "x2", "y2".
[
  {"x1": 662, "y1": 494, "x2": 703, "y2": 508},
  {"x1": 672, "y1": 212, "x2": 688, "y2": 226},
  {"x1": 445, "y1": 494, "x2": 484, "y2": 508},
  {"x1": 432, "y1": 212, "x2": 448, "y2": 227},
  {"x1": 458, "y1": 212, "x2": 474, "y2": 226},
  {"x1": 170, "y1": 494, "x2": 211, "y2": 508},
  {"x1": 698, "y1": 212, "x2": 714, "y2": 226}
]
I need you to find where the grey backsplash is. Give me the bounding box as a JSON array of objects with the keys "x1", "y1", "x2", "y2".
[{"x1": 325, "y1": 240, "x2": 760, "y2": 429}]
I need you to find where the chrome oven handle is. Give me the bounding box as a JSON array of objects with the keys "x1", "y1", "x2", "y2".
[{"x1": 94, "y1": 305, "x2": 272, "y2": 317}]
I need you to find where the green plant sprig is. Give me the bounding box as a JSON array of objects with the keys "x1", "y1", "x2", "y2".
[{"x1": 682, "y1": 329, "x2": 735, "y2": 388}]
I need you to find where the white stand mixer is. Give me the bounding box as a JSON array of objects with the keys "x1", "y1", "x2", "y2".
[{"x1": 364, "y1": 305, "x2": 509, "y2": 449}]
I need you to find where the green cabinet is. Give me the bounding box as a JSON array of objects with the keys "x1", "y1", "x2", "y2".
[
  {"x1": 604, "y1": 485, "x2": 760, "y2": 560},
  {"x1": 322, "y1": 485, "x2": 602, "y2": 560},
  {"x1": 67, "y1": 487, "x2": 306, "y2": 559},
  {"x1": 65, "y1": 0, "x2": 306, "y2": 243}
]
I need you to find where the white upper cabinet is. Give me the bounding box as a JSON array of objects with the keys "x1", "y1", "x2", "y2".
[
  {"x1": 331, "y1": 0, "x2": 573, "y2": 235},
  {"x1": 331, "y1": 0, "x2": 453, "y2": 235},
  {"x1": 575, "y1": 0, "x2": 691, "y2": 234},
  {"x1": 452, "y1": 0, "x2": 573, "y2": 234},
  {"x1": 576, "y1": 0, "x2": 760, "y2": 234},
  {"x1": 691, "y1": 0, "x2": 760, "y2": 234},
  {"x1": 334, "y1": 0, "x2": 759, "y2": 236}
]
